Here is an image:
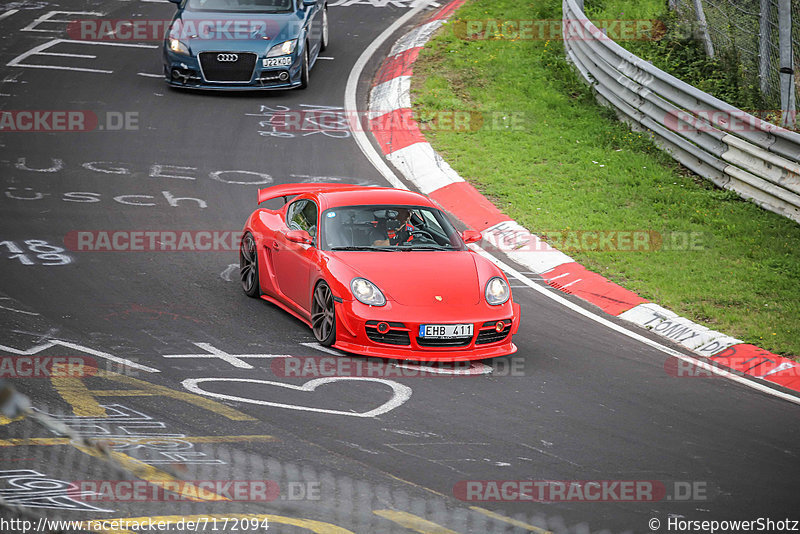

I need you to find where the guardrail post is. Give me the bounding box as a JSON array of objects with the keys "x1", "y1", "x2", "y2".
[
  {"x1": 778, "y1": 0, "x2": 796, "y2": 128},
  {"x1": 692, "y1": 0, "x2": 715, "y2": 59}
]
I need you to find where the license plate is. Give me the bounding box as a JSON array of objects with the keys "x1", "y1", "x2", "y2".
[
  {"x1": 263, "y1": 57, "x2": 292, "y2": 67},
  {"x1": 419, "y1": 324, "x2": 473, "y2": 339}
]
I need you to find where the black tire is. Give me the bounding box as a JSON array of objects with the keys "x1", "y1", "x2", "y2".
[
  {"x1": 240, "y1": 232, "x2": 261, "y2": 298},
  {"x1": 299, "y1": 46, "x2": 309, "y2": 89},
  {"x1": 311, "y1": 281, "x2": 336, "y2": 346},
  {"x1": 320, "y1": 7, "x2": 329, "y2": 51}
]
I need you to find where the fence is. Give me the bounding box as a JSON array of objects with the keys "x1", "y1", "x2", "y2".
[
  {"x1": 563, "y1": 0, "x2": 800, "y2": 224},
  {"x1": 669, "y1": 0, "x2": 799, "y2": 127}
]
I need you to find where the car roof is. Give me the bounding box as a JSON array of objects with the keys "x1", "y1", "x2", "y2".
[{"x1": 316, "y1": 187, "x2": 436, "y2": 211}]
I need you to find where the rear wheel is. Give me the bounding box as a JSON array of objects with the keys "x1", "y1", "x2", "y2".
[
  {"x1": 240, "y1": 233, "x2": 260, "y2": 297},
  {"x1": 311, "y1": 281, "x2": 336, "y2": 346}
]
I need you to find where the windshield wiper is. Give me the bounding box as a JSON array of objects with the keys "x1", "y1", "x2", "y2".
[
  {"x1": 400, "y1": 245, "x2": 458, "y2": 251},
  {"x1": 330, "y1": 246, "x2": 396, "y2": 251}
]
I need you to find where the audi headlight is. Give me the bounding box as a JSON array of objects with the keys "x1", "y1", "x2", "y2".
[
  {"x1": 168, "y1": 38, "x2": 190, "y2": 55},
  {"x1": 267, "y1": 39, "x2": 297, "y2": 57},
  {"x1": 351, "y1": 278, "x2": 386, "y2": 306},
  {"x1": 485, "y1": 277, "x2": 510, "y2": 305}
]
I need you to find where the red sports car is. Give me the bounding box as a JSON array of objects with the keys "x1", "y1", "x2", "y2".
[{"x1": 239, "y1": 183, "x2": 520, "y2": 361}]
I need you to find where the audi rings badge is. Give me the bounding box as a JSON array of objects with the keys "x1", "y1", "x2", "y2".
[{"x1": 217, "y1": 53, "x2": 239, "y2": 62}]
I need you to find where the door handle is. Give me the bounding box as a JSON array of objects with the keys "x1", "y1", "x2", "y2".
[{"x1": 272, "y1": 241, "x2": 280, "y2": 250}]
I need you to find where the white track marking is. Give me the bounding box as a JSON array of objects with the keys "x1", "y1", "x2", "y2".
[
  {"x1": 345, "y1": 2, "x2": 800, "y2": 406},
  {"x1": 137, "y1": 72, "x2": 162, "y2": 78},
  {"x1": 163, "y1": 342, "x2": 291, "y2": 369},
  {"x1": 0, "y1": 9, "x2": 20, "y2": 22},
  {"x1": 0, "y1": 339, "x2": 160, "y2": 373},
  {"x1": 7, "y1": 39, "x2": 157, "y2": 74},
  {"x1": 182, "y1": 377, "x2": 412, "y2": 417}
]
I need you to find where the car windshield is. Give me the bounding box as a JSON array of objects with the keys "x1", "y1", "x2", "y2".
[
  {"x1": 322, "y1": 205, "x2": 465, "y2": 251},
  {"x1": 185, "y1": 0, "x2": 293, "y2": 13}
]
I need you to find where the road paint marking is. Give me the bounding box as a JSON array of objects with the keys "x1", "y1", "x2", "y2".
[
  {"x1": 0, "y1": 338, "x2": 159, "y2": 373},
  {"x1": 50, "y1": 369, "x2": 255, "y2": 420},
  {"x1": 81, "y1": 514, "x2": 354, "y2": 534},
  {"x1": 7, "y1": 39, "x2": 157, "y2": 74},
  {"x1": 470, "y1": 506, "x2": 553, "y2": 533},
  {"x1": 0, "y1": 297, "x2": 39, "y2": 316},
  {"x1": 182, "y1": 377, "x2": 412, "y2": 418},
  {"x1": 163, "y1": 342, "x2": 292, "y2": 369},
  {"x1": 38, "y1": 52, "x2": 97, "y2": 59},
  {"x1": 0, "y1": 469, "x2": 113, "y2": 512},
  {"x1": 220, "y1": 262, "x2": 238, "y2": 281},
  {"x1": 0, "y1": 9, "x2": 19, "y2": 22},
  {"x1": 0, "y1": 435, "x2": 277, "y2": 447},
  {"x1": 137, "y1": 72, "x2": 162, "y2": 78},
  {"x1": 302, "y1": 341, "x2": 347, "y2": 356},
  {"x1": 317, "y1": 56, "x2": 335, "y2": 60},
  {"x1": 72, "y1": 446, "x2": 229, "y2": 502},
  {"x1": 21, "y1": 11, "x2": 104, "y2": 33},
  {"x1": 373, "y1": 510, "x2": 458, "y2": 534}
]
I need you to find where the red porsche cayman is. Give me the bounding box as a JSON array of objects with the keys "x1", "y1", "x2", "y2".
[{"x1": 239, "y1": 183, "x2": 521, "y2": 361}]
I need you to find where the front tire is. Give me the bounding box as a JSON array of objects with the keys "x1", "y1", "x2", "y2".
[
  {"x1": 240, "y1": 232, "x2": 260, "y2": 298},
  {"x1": 298, "y1": 46, "x2": 309, "y2": 89},
  {"x1": 320, "y1": 7, "x2": 329, "y2": 51},
  {"x1": 311, "y1": 281, "x2": 336, "y2": 346}
]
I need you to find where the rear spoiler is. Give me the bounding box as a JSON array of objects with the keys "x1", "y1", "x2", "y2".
[{"x1": 257, "y1": 183, "x2": 366, "y2": 205}]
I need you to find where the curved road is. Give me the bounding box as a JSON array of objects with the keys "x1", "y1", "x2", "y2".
[{"x1": 0, "y1": 2, "x2": 797, "y2": 533}]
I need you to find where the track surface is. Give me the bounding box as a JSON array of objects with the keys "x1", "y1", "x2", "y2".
[{"x1": 0, "y1": 2, "x2": 798, "y2": 533}]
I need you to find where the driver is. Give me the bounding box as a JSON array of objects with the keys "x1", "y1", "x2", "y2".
[{"x1": 372, "y1": 208, "x2": 414, "y2": 246}]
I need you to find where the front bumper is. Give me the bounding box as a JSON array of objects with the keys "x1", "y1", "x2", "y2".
[
  {"x1": 331, "y1": 299, "x2": 522, "y2": 362},
  {"x1": 162, "y1": 48, "x2": 302, "y2": 90}
]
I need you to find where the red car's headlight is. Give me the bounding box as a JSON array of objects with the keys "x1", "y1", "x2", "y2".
[
  {"x1": 485, "y1": 276, "x2": 510, "y2": 305},
  {"x1": 351, "y1": 277, "x2": 386, "y2": 306}
]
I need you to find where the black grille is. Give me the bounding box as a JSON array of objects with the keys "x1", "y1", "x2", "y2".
[
  {"x1": 416, "y1": 336, "x2": 472, "y2": 347},
  {"x1": 365, "y1": 321, "x2": 410, "y2": 346},
  {"x1": 475, "y1": 320, "x2": 512, "y2": 345},
  {"x1": 199, "y1": 52, "x2": 257, "y2": 82}
]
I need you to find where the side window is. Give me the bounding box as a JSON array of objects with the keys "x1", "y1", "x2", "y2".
[{"x1": 287, "y1": 200, "x2": 318, "y2": 241}]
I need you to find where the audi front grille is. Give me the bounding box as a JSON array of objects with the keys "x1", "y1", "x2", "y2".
[{"x1": 198, "y1": 52, "x2": 257, "y2": 83}]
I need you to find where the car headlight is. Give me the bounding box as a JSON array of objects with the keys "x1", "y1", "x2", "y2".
[
  {"x1": 267, "y1": 39, "x2": 297, "y2": 57},
  {"x1": 485, "y1": 276, "x2": 510, "y2": 305},
  {"x1": 350, "y1": 278, "x2": 386, "y2": 306},
  {"x1": 168, "y1": 38, "x2": 190, "y2": 55}
]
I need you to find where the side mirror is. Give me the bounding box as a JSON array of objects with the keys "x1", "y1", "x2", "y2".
[
  {"x1": 461, "y1": 230, "x2": 482, "y2": 244},
  {"x1": 286, "y1": 230, "x2": 313, "y2": 244}
]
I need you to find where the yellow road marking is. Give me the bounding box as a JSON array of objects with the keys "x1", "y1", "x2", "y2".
[
  {"x1": 73, "y1": 445, "x2": 228, "y2": 502},
  {"x1": 50, "y1": 369, "x2": 255, "y2": 420},
  {"x1": 80, "y1": 513, "x2": 355, "y2": 534},
  {"x1": 0, "y1": 434, "x2": 278, "y2": 447},
  {"x1": 470, "y1": 506, "x2": 553, "y2": 533},
  {"x1": 373, "y1": 510, "x2": 459, "y2": 534}
]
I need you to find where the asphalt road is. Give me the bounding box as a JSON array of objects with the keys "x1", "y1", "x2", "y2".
[{"x1": 0, "y1": 1, "x2": 798, "y2": 533}]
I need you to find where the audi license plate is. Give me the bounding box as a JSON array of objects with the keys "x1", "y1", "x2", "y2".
[
  {"x1": 263, "y1": 57, "x2": 292, "y2": 67},
  {"x1": 419, "y1": 324, "x2": 473, "y2": 339}
]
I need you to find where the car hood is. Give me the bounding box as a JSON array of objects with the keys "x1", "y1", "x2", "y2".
[
  {"x1": 335, "y1": 251, "x2": 482, "y2": 307},
  {"x1": 170, "y1": 10, "x2": 303, "y2": 54}
]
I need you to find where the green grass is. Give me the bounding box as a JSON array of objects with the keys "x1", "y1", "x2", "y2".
[{"x1": 411, "y1": 0, "x2": 800, "y2": 358}]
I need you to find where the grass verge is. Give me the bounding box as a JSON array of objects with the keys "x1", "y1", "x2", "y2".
[{"x1": 411, "y1": 0, "x2": 800, "y2": 358}]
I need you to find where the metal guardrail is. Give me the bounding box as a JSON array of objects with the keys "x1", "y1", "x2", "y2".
[{"x1": 563, "y1": 0, "x2": 800, "y2": 223}]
